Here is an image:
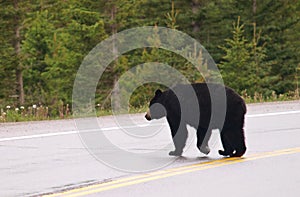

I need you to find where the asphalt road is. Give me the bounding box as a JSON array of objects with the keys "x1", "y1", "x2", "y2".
[{"x1": 0, "y1": 101, "x2": 300, "y2": 197}]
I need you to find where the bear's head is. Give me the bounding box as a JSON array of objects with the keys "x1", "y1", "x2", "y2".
[{"x1": 145, "y1": 89, "x2": 167, "y2": 121}]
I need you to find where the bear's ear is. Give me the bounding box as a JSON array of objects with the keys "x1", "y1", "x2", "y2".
[{"x1": 155, "y1": 89, "x2": 162, "y2": 96}]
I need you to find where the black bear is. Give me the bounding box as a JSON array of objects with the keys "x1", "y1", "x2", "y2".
[{"x1": 145, "y1": 83, "x2": 246, "y2": 157}]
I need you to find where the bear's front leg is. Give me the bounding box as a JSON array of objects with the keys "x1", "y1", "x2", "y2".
[
  {"x1": 167, "y1": 118, "x2": 188, "y2": 156},
  {"x1": 169, "y1": 130, "x2": 187, "y2": 156}
]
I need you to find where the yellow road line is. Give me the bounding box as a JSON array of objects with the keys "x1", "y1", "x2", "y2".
[{"x1": 44, "y1": 147, "x2": 300, "y2": 197}]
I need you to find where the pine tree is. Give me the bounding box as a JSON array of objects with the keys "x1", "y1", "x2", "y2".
[
  {"x1": 21, "y1": 0, "x2": 107, "y2": 114},
  {"x1": 219, "y1": 17, "x2": 273, "y2": 95},
  {"x1": 256, "y1": 0, "x2": 300, "y2": 93},
  {"x1": 0, "y1": 0, "x2": 31, "y2": 105}
]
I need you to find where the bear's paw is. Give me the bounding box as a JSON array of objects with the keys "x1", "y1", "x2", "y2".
[
  {"x1": 169, "y1": 150, "x2": 183, "y2": 156},
  {"x1": 199, "y1": 145, "x2": 210, "y2": 155}
]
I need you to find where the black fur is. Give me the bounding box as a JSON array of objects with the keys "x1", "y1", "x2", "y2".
[{"x1": 145, "y1": 83, "x2": 247, "y2": 157}]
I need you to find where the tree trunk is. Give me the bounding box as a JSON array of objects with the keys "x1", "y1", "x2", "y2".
[
  {"x1": 110, "y1": 4, "x2": 121, "y2": 112},
  {"x1": 13, "y1": 0, "x2": 24, "y2": 105},
  {"x1": 253, "y1": 0, "x2": 257, "y2": 16},
  {"x1": 192, "y1": 0, "x2": 200, "y2": 33}
]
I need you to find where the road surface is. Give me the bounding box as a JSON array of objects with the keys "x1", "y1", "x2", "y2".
[{"x1": 0, "y1": 101, "x2": 300, "y2": 197}]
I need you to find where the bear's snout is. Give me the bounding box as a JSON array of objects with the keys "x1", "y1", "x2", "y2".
[
  {"x1": 145, "y1": 114, "x2": 151, "y2": 121},
  {"x1": 145, "y1": 111, "x2": 151, "y2": 121}
]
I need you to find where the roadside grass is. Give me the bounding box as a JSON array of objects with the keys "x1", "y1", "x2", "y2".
[
  {"x1": 0, "y1": 104, "x2": 149, "y2": 122},
  {"x1": 1, "y1": 90, "x2": 299, "y2": 123},
  {"x1": 242, "y1": 89, "x2": 300, "y2": 103}
]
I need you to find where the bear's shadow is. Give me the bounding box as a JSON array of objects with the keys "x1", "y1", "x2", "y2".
[{"x1": 175, "y1": 155, "x2": 214, "y2": 163}]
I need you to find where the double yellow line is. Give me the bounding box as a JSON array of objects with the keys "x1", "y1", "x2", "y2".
[{"x1": 44, "y1": 147, "x2": 300, "y2": 197}]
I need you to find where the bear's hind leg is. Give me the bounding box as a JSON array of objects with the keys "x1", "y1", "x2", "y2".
[
  {"x1": 219, "y1": 130, "x2": 234, "y2": 156},
  {"x1": 230, "y1": 129, "x2": 246, "y2": 157}
]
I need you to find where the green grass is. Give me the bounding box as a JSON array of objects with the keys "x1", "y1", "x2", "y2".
[
  {"x1": 242, "y1": 90, "x2": 300, "y2": 103},
  {"x1": 1, "y1": 90, "x2": 299, "y2": 123}
]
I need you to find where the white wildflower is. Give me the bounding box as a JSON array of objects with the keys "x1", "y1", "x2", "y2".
[
  {"x1": 32, "y1": 104, "x2": 37, "y2": 109},
  {"x1": 6, "y1": 105, "x2": 11, "y2": 109}
]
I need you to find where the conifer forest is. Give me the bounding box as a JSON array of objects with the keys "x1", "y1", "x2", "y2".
[{"x1": 0, "y1": 0, "x2": 299, "y2": 120}]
